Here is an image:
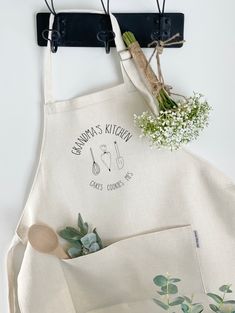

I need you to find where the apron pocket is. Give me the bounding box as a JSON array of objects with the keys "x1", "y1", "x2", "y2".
[{"x1": 60, "y1": 225, "x2": 206, "y2": 313}]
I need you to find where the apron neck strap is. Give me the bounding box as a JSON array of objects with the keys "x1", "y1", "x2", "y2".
[
  {"x1": 44, "y1": 12, "x2": 56, "y2": 104},
  {"x1": 44, "y1": 11, "x2": 155, "y2": 113}
]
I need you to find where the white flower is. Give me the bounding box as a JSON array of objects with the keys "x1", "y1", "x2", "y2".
[{"x1": 134, "y1": 93, "x2": 211, "y2": 150}]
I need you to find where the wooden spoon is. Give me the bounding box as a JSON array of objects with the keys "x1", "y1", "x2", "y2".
[
  {"x1": 114, "y1": 141, "x2": 124, "y2": 170},
  {"x1": 28, "y1": 224, "x2": 69, "y2": 259}
]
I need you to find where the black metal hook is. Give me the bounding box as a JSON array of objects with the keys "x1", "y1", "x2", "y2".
[
  {"x1": 44, "y1": 0, "x2": 57, "y2": 15},
  {"x1": 99, "y1": 0, "x2": 114, "y2": 54},
  {"x1": 42, "y1": 0, "x2": 60, "y2": 53},
  {"x1": 97, "y1": 30, "x2": 115, "y2": 54},
  {"x1": 153, "y1": 0, "x2": 171, "y2": 41},
  {"x1": 156, "y1": 0, "x2": 166, "y2": 15},
  {"x1": 155, "y1": 0, "x2": 166, "y2": 14},
  {"x1": 100, "y1": 0, "x2": 110, "y2": 15},
  {"x1": 42, "y1": 29, "x2": 61, "y2": 53}
]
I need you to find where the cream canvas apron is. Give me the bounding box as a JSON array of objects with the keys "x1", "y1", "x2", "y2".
[{"x1": 7, "y1": 10, "x2": 235, "y2": 313}]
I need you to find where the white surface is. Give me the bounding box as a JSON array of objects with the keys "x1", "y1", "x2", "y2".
[{"x1": 0, "y1": 0, "x2": 235, "y2": 311}]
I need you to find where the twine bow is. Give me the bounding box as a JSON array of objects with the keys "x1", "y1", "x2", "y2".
[{"x1": 146, "y1": 33, "x2": 185, "y2": 97}]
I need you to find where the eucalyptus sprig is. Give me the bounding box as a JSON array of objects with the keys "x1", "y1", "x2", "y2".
[
  {"x1": 207, "y1": 285, "x2": 235, "y2": 313},
  {"x1": 58, "y1": 213, "x2": 103, "y2": 258},
  {"x1": 153, "y1": 274, "x2": 203, "y2": 313},
  {"x1": 153, "y1": 274, "x2": 235, "y2": 313},
  {"x1": 153, "y1": 274, "x2": 184, "y2": 311},
  {"x1": 123, "y1": 31, "x2": 211, "y2": 150}
]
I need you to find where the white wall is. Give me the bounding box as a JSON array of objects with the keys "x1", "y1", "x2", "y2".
[{"x1": 0, "y1": 0, "x2": 235, "y2": 311}]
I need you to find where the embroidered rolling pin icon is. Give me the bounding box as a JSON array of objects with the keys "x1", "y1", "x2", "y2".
[
  {"x1": 114, "y1": 141, "x2": 124, "y2": 169},
  {"x1": 100, "y1": 144, "x2": 112, "y2": 172},
  {"x1": 90, "y1": 148, "x2": 100, "y2": 176},
  {"x1": 28, "y1": 224, "x2": 69, "y2": 259}
]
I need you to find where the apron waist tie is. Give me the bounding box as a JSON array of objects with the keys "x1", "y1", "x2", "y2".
[{"x1": 7, "y1": 234, "x2": 22, "y2": 313}]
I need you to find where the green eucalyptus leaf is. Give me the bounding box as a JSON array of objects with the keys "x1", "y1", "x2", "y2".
[
  {"x1": 78, "y1": 213, "x2": 89, "y2": 235},
  {"x1": 153, "y1": 299, "x2": 169, "y2": 310},
  {"x1": 67, "y1": 246, "x2": 82, "y2": 258},
  {"x1": 223, "y1": 300, "x2": 235, "y2": 304},
  {"x1": 207, "y1": 293, "x2": 223, "y2": 304},
  {"x1": 168, "y1": 284, "x2": 178, "y2": 294},
  {"x1": 162, "y1": 284, "x2": 178, "y2": 294},
  {"x1": 209, "y1": 304, "x2": 219, "y2": 312},
  {"x1": 77, "y1": 213, "x2": 84, "y2": 227},
  {"x1": 191, "y1": 304, "x2": 204, "y2": 313},
  {"x1": 153, "y1": 275, "x2": 168, "y2": 287},
  {"x1": 93, "y1": 228, "x2": 103, "y2": 249},
  {"x1": 89, "y1": 242, "x2": 100, "y2": 253},
  {"x1": 219, "y1": 285, "x2": 232, "y2": 293},
  {"x1": 68, "y1": 240, "x2": 82, "y2": 249},
  {"x1": 81, "y1": 233, "x2": 97, "y2": 249},
  {"x1": 59, "y1": 227, "x2": 82, "y2": 241},
  {"x1": 170, "y1": 278, "x2": 181, "y2": 283},
  {"x1": 84, "y1": 222, "x2": 89, "y2": 231},
  {"x1": 169, "y1": 297, "x2": 185, "y2": 306},
  {"x1": 181, "y1": 303, "x2": 190, "y2": 313},
  {"x1": 158, "y1": 291, "x2": 167, "y2": 295},
  {"x1": 184, "y1": 296, "x2": 192, "y2": 304},
  {"x1": 67, "y1": 240, "x2": 82, "y2": 248}
]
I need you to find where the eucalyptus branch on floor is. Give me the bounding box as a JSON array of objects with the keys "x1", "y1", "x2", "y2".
[
  {"x1": 58, "y1": 213, "x2": 103, "y2": 258},
  {"x1": 152, "y1": 274, "x2": 235, "y2": 313},
  {"x1": 123, "y1": 32, "x2": 211, "y2": 150}
]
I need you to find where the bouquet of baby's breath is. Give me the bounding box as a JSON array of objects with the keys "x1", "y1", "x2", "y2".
[{"x1": 123, "y1": 32, "x2": 211, "y2": 150}]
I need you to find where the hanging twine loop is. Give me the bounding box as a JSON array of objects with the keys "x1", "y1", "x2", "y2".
[
  {"x1": 146, "y1": 33, "x2": 185, "y2": 97},
  {"x1": 123, "y1": 32, "x2": 186, "y2": 102}
]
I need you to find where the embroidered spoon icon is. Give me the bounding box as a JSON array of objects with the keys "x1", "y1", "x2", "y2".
[
  {"x1": 114, "y1": 141, "x2": 124, "y2": 169},
  {"x1": 28, "y1": 224, "x2": 69, "y2": 259},
  {"x1": 90, "y1": 148, "x2": 100, "y2": 176}
]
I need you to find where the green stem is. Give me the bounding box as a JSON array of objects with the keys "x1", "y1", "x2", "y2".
[
  {"x1": 157, "y1": 89, "x2": 177, "y2": 111},
  {"x1": 166, "y1": 281, "x2": 170, "y2": 306},
  {"x1": 188, "y1": 295, "x2": 194, "y2": 313},
  {"x1": 218, "y1": 292, "x2": 226, "y2": 310},
  {"x1": 123, "y1": 31, "x2": 137, "y2": 46}
]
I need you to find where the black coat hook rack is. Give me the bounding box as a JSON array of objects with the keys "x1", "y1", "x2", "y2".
[{"x1": 36, "y1": 12, "x2": 184, "y2": 53}]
